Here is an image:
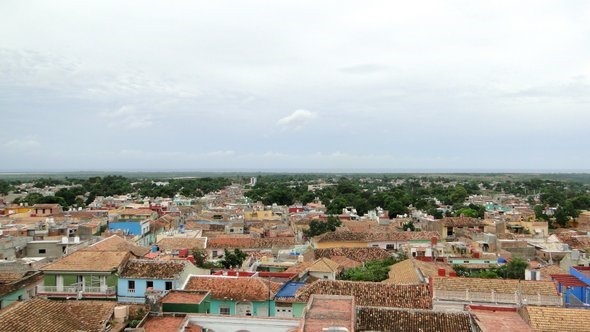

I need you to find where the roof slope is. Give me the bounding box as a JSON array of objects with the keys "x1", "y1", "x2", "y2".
[
  {"x1": 120, "y1": 259, "x2": 186, "y2": 279},
  {"x1": 521, "y1": 306, "x2": 590, "y2": 332},
  {"x1": 296, "y1": 280, "x2": 431, "y2": 309},
  {"x1": 84, "y1": 234, "x2": 150, "y2": 256},
  {"x1": 314, "y1": 247, "x2": 391, "y2": 262},
  {"x1": 308, "y1": 257, "x2": 341, "y2": 273},
  {"x1": 184, "y1": 276, "x2": 281, "y2": 301},
  {"x1": 157, "y1": 237, "x2": 207, "y2": 251},
  {"x1": 434, "y1": 277, "x2": 558, "y2": 296},
  {"x1": 357, "y1": 306, "x2": 473, "y2": 332},
  {"x1": 40, "y1": 250, "x2": 130, "y2": 272},
  {"x1": 0, "y1": 298, "x2": 115, "y2": 332}
]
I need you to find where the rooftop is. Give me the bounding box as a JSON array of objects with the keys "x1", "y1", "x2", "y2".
[
  {"x1": 141, "y1": 316, "x2": 186, "y2": 332},
  {"x1": 434, "y1": 277, "x2": 558, "y2": 296},
  {"x1": 40, "y1": 250, "x2": 130, "y2": 272},
  {"x1": 207, "y1": 236, "x2": 295, "y2": 249},
  {"x1": 314, "y1": 247, "x2": 391, "y2": 262},
  {"x1": 301, "y1": 295, "x2": 355, "y2": 332},
  {"x1": 157, "y1": 237, "x2": 207, "y2": 251},
  {"x1": 296, "y1": 280, "x2": 432, "y2": 309},
  {"x1": 84, "y1": 234, "x2": 150, "y2": 256},
  {"x1": 521, "y1": 305, "x2": 590, "y2": 332},
  {"x1": 184, "y1": 276, "x2": 282, "y2": 301},
  {"x1": 357, "y1": 306, "x2": 473, "y2": 332},
  {"x1": 0, "y1": 298, "x2": 116, "y2": 332},
  {"x1": 468, "y1": 305, "x2": 532, "y2": 332},
  {"x1": 161, "y1": 290, "x2": 210, "y2": 304},
  {"x1": 120, "y1": 259, "x2": 186, "y2": 279}
]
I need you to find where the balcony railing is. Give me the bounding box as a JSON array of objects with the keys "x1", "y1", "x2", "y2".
[
  {"x1": 434, "y1": 289, "x2": 562, "y2": 306},
  {"x1": 37, "y1": 285, "x2": 116, "y2": 297}
]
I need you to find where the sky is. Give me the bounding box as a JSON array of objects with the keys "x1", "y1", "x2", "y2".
[{"x1": 1, "y1": 1, "x2": 589, "y2": 172}]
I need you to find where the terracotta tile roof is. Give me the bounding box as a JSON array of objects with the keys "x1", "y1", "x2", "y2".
[
  {"x1": 284, "y1": 262, "x2": 312, "y2": 274},
  {"x1": 386, "y1": 259, "x2": 422, "y2": 284},
  {"x1": 520, "y1": 306, "x2": 590, "y2": 332},
  {"x1": 184, "y1": 276, "x2": 280, "y2": 301},
  {"x1": 440, "y1": 216, "x2": 481, "y2": 227},
  {"x1": 314, "y1": 247, "x2": 392, "y2": 262},
  {"x1": 329, "y1": 256, "x2": 362, "y2": 269},
  {"x1": 539, "y1": 265, "x2": 566, "y2": 280},
  {"x1": 469, "y1": 306, "x2": 532, "y2": 332},
  {"x1": 314, "y1": 230, "x2": 439, "y2": 243},
  {"x1": 120, "y1": 259, "x2": 186, "y2": 279},
  {"x1": 160, "y1": 290, "x2": 209, "y2": 304},
  {"x1": 157, "y1": 237, "x2": 207, "y2": 251},
  {"x1": 308, "y1": 257, "x2": 341, "y2": 273},
  {"x1": 301, "y1": 295, "x2": 355, "y2": 332},
  {"x1": 295, "y1": 280, "x2": 432, "y2": 309},
  {"x1": 434, "y1": 277, "x2": 558, "y2": 296},
  {"x1": 0, "y1": 271, "x2": 44, "y2": 298},
  {"x1": 207, "y1": 236, "x2": 295, "y2": 249},
  {"x1": 119, "y1": 208, "x2": 155, "y2": 216},
  {"x1": 142, "y1": 316, "x2": 186, "y2": 332},
  {"x1": 0, "y1": 298, "x2": 116, "y2": 332},
  {"x1": 357, "y1": 306, "x2": 473, "y2": 332},
  {"x1": 84, "y1": 234, "x2": 150, "y2": 256},
  {"x1": 40, "y1": 250, "x2": 130, "y2": 272}
]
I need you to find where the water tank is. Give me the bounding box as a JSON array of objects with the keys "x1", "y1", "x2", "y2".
[
  {"x1": 113, "y1": 306, "x2": 129, "y2": 323},
  {"x1": 179, "y1": 248, "x2": 189, "y2": 258},
  {"x1": 438, "y1": 268, "x2": 446, "y2": 277}
]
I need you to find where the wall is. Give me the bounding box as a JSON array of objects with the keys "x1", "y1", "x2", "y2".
[
  {"x1": 313, "y1": 241, "x2": 366, "y2": 249},
  {"x1": 108, "y1": 221, "x2": 143, "y2": 236},
  {"x1": 25, "y1": 241, "x2": 63, "y2": 258},
  {"x1": 118, "y1": 278, "x2": 175, "y2": 301}
]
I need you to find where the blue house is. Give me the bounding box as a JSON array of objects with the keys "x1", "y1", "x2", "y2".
[
  {"x1": 117, "y1": 259, "x2": 205, "y2": 303},
  {"x1": 551, "y1": 266, "x2": 590, "y2": 306},
  {"x1": 108, "y1": 219, "x2": 150, "y2": 236}
]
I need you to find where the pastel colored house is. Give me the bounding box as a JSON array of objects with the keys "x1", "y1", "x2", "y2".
[
  {"x1": 0, "y1": 268, "x2": 43, "y2": 309},
  {"x1": 108, "y1": 219, "x2": 150, "y2": 236},
  {"x1": 117, "y1": 259, "x2": 205, "y2": 303},
  {"x1": 184, "y1": 276, "x2": 281, "y2": 317},
  {"x1": 160, "y1": 290, "x2": 211, "y2": 313},
  {"x1": 38, "y1": 250, "x2": 131, "y2": 300}
]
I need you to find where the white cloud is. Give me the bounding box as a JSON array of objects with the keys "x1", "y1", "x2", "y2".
[
  {"x1": 3, "y1": 137, "x2": 41, "y2": 152},
  {"x1": 276, "y1": 110, "x2": 318, "y2": 130},
  {"x1": 100, "y1": 105, "x2": 153, "y2": 129}
]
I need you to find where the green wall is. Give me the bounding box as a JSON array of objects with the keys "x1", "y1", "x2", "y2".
[
  {"x1": 293, "y1": 302, "x2": 306, "y2": 318},
  {"x1": 44, "y1": 274, "x2": 56, "y2": 286},
  {"x1": 0, "y1": 289, "x2": 25, "y2": 309}
]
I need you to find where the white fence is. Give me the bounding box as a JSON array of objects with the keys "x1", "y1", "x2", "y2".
[
  {"x1": 37, "y1": 285, "x2": 116, "y2": 296},
  {"x1": 435, "y1": 289, "x2": 562, "y2": 306}
]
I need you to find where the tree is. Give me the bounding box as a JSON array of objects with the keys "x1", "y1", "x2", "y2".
[
  {"x1": 304, "y1": 215, "x2": 341, "y2": 238},
  {"x1": 498, "y1": 257, "x2": 527, "y2": 279},
  {"x1": 191, "y1": 248, "x2": 209, "y2": 268},
  {"x1": 402, "y1": 221, "x2": 415, "y2": 231},
  {"x1": 220, "y1": 248, "x2": 247, "y2": 269}
]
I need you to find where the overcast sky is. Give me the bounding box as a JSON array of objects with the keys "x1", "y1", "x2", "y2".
[{"x1": 1, "y1": 1, "x2": 589, "y2": 172}]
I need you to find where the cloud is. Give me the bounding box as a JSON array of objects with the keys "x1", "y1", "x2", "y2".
[
  {"x1": 3, "y1": 137, "x2": 41, "y2": 151},
  {"x1": 100, "y1": 105, "x2": 153, "y2": 129},
  {"x1": 276, "y1": 110, "x2": 318, "y2": 130},
  {"x1": 340, "y1": 63, "x2": 388, "y2": 75}
]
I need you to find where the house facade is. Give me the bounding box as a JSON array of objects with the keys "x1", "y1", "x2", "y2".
[
  {"x1": 184, "y1": 276, "x2": 279, "y2": 317},
  {"x1": 38, "y1": 250, "x2": 130, "y2": 300},
  {"x1": 117, "y1": 259, "x2": 204, "y2": 303}
]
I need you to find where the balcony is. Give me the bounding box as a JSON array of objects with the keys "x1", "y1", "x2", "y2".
[{"x1": 37, "y1": 285, "x2": 116, "y2": 299}]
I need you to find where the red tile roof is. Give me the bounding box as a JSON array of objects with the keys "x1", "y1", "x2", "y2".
[
  {"x1": 184, "y1": 276, "x2": 281, "y2": 301},
  {"x1": 296, "y1": 280, "x2": 432, "y2": 309},
  {"x1": 357, "y1": 307, "x2": 473, "y2": 332},
  {"x1": 141, "y1": 316, "x2": 186, "y2": 332},
  {"x1": 0, "y1": 298, "x2": 115, "y2": 332},
  {"x1": 120, "y1": 259, "x2": 186, "y2": 279},
  {"x1": 301, "y1": 295, "x2": 355, "y2": 332},
  {"x1": 207, "y1": 236, "x2": 295, "y2": 249}
]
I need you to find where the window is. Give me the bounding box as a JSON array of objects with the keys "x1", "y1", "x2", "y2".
[
  {"x1": 38, "y1": 249, "x2": 46, "y2": 254},
  {"x1": 219, "y1": 307, "x2": 230, "y2": 315},
  {"x1": 165, "y1": 281, "x2": 173, "y2": 290},
  {"x1": 128, "y1": 280, "x2": 135, "y2": 292},
  {"x1": 146, "y1": 281, "x2": 154, "y2": 289}
]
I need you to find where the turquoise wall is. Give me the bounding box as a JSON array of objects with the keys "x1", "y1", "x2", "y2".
[{"x1": 0, "y1": 289, "x2": 25, "y2": 309}]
